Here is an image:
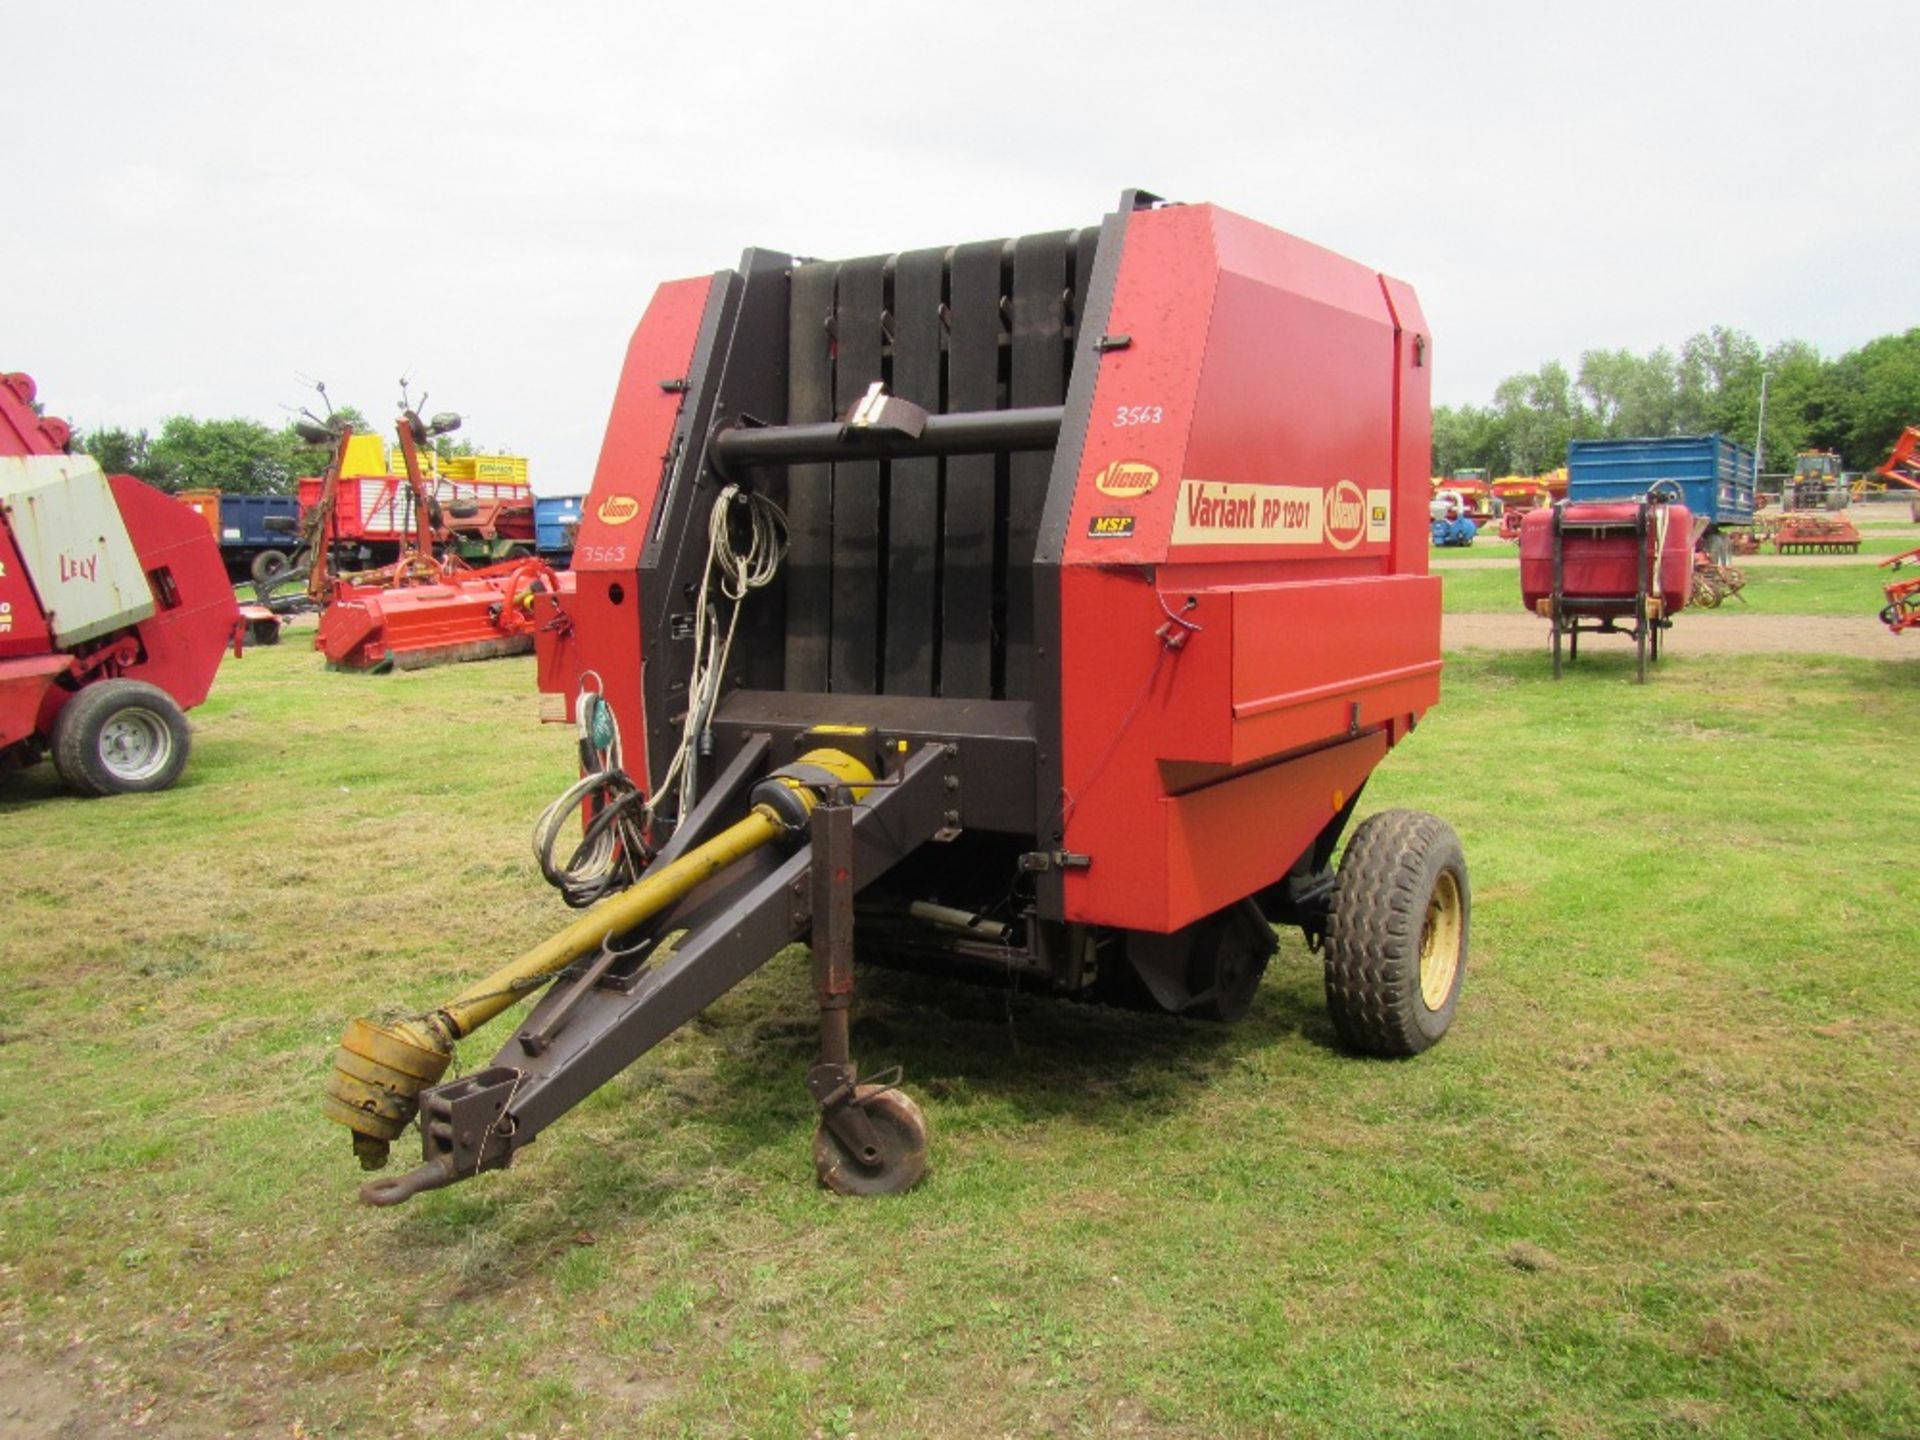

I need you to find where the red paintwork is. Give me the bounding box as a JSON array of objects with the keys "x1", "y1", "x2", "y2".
[
  {"x1": 1518, "y1": 503, "x2": 1693, "y2": 614},
  {"x1": 1875, "y1": 427, "x2": 1919, "y2": 492},
  {"x1": 1055, "y1": 205, "x2": 1438, "y2": 931},
  {"x1": 543, "y1": 206, "x2": 1437, "y2": 936},
  {"x1": 315, "y1": 566, "x2": 552, "y2": 670},
  {"x1": 537, "y1": 275, "x2": 714, "y2": 780},
  {"x1": 0, "y1": 372, "x2": 72, "y2": 454},
  {"x1": 0, "y1": 371, "x2": 240, "y2": 761},
  {"x1": 105, "y1": 473, "x2": 241, "y2": 708},
  {"x1": 295, "y1": 472, "x2": 536, "y2": 545}
]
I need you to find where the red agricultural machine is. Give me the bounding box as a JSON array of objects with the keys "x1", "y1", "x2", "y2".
[
  {"x1": 287, "y1": 391, "x2": 563, "y2": 672},
  {"x1": 1870, "y1": 426, "x2": 1920, "y2": 519},
  {"x1": 1520, "y1": 493, "x2": 1693, "y2": 682},
  {"x1": 324, "y1": 191, "x2": 1470, "y2": 1205},
  {"x1": 0, "y1": 372, "x2": 243, "y2": 795}
]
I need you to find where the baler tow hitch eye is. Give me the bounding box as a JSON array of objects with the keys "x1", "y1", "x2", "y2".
[{"x1": 322, "y1": 748, "x2": 878, "y2": 1199}]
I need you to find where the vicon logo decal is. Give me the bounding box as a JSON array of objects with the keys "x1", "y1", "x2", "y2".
[
  {"x1": 1093, "y1": 460, "x2": 1160, "y2": 498},
  {"x1": 1324, "y1": 479, "x2": 1367, "y2": 550},
  {"x1": 596, "y1": 494, "x2": 642, "y2": 526}
]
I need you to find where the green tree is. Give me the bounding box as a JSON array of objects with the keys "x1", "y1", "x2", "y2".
[
  {"x1": 143, "y1": 417, "x2": 316, "y2": 495},
  {"x1": 1577, "y1": 347, "x2": 1682, "y2": 437},
  {"x1": 1431, "y1": 403, "x2": 1507, "y2": 476},
  {"x1": 79, "y1": 426, "x2": 165, "y2": 484},
  {"x1": 1823, "y1": 328, "x2": 1920, "y2": 470},
  {"x1": 1493, "y1": 361, "x2": 1583, "y2": 474}
]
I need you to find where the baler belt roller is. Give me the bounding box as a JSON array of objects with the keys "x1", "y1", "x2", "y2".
[{"x1": 712, "y1": 403, "x2": 1064, "y2": 473}]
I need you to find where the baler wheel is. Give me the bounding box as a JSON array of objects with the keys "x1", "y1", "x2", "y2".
[
  {"x1": 812, "y1": 1085, "x2": 929, "y2": 1197},
  {"x1": 50, "y1": 679, "x2": 192, "y2": 797},
  {"x1": 1322, "y1": 809, "x2": 1469, "y2": 1057},
  {"x1": 1187, "y1": 900, "x2": 1277, "y2": 1023}
]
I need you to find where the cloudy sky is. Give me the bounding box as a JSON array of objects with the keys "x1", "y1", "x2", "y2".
[{"x1": 8, "y1": 1, "x2": 1912, "y2": 491}]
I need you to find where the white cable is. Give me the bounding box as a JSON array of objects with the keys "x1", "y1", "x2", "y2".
[{"x1": 649, "y1": 484, "x2": 787, "y2": 827}]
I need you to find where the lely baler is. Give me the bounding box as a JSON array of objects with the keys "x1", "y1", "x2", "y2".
[
  {"x1": 327, "y1": 191, "x2": 1470, "y2": 1203},
  {"x1": 1, "y1": 372, "x2": 241, "y2": 796}
]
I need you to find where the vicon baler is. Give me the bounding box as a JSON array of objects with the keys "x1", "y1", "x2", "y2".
[
  {"x1": 0, "y1": 372, "x2": 242, "y2": 795},
  {"x1": 326, "y1": 191, "x2": 1469, "y2": 1204}
]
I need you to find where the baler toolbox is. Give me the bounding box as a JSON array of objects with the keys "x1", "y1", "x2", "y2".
[{"x1": 326, "y1": 189, "x2": 1470, "y2": 1202}]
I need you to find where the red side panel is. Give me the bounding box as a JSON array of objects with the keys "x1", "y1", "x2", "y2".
[
  {"x1": 111, "y1": 475, "x2": 240, "y2": 711},
  {"x1": 545, "y1": 275, "x2": 714, "y2": 784},
  {"x1": 0, "y1": 517, "x2": 55, "y2": 659},
  {"x1": 0, "y1": 654, "x2": 69, "y2": 750},
  {"x1": 1055, "y1": 205, "x2": 1438, "y2": 932}
]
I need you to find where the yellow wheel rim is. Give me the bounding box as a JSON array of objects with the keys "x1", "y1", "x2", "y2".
[{"x1": 1418, "y1": 870, "x2": 1464, "y2": 1010}]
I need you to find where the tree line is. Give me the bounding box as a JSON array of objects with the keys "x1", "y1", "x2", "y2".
[
  {"x1": 77, "y1": 406, "x2": 480, "y2": 495},
  {"x1": 1434, "y1": 326, "x2": 1920, "y2": 480}
]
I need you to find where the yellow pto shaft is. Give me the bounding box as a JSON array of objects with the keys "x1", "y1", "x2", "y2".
[{"x1": 323, "y1": 748, "x2": 873, "y2": 1169}]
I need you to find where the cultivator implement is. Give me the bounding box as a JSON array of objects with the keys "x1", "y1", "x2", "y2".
[
  {"x1": 325, "y1": 191, "x2": 1471, "y2": 1203},
  {"x1": 1880, "y1": 547, "x2": 1920, "y2": 634},
  {"x1": 1772, "y1": 514, "x2": 1861, "y2": 554}
]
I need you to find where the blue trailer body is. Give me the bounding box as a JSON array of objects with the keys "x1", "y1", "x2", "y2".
[
  {"x1": 214, "y1": 493, "x2": 302, "y2": 548},
  {"x1": 1566, "y1": 435, "x2": 1755, "y2": 530},
  {"x1": 535, "y1": 495, "x2": 584, "y2": 561}
]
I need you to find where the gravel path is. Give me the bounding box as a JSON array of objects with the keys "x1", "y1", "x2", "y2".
[{"x1": 1444, "y1": 612, "x2": 1916, "y2": 661}]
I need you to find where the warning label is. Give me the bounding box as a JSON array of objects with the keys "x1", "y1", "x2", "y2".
[{"x1": 1170, "y1": 479, "x2": 1391, "y2": 549}]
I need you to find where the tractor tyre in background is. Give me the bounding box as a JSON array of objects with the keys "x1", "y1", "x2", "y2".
[
  {"x1": 250, "y1": 549, "x2": 292, "y2": 586},
  {"x1": 50, "y1": 679, "x2": 193, "y2": 797},
  {"x1": 1322, "y1": 809, "x2": 1469, "y2": 1056}
]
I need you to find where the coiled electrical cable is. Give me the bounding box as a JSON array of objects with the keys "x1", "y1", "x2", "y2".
[
  {"x1": 531, "y1": 486, "x2": 787, "y2": 905},
  {"x1": 532, "y1": 683, "x2": 650, "y2": 908}
]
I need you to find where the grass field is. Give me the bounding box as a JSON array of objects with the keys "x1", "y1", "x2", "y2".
[{"x1": 2, "y1": 632, "x2": 1916, "y2": 1436}]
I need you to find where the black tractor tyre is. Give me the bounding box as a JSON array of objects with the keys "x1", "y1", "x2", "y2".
[
  {"x1": 1323, "y1": 809, "x2": 1469, "y2": 1056},
  {"x1": 250, "y1": 549, "x2": 292, "y2": 586},
  {"x1": 50, "y1": 680, "x2": 193, "y2": 797}
]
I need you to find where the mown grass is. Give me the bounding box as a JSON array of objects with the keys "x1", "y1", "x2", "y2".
[
  {"x1": 1439, "y1": 556, "x2": 1901, "y2": 617},
  {"x1": 1, "y1": 635, "x2": 1915, "y2": 1438}
]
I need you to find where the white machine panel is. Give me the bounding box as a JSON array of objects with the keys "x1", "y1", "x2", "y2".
[{"x1": 0, "y1": 454, "x2": 155, "y2": 646}]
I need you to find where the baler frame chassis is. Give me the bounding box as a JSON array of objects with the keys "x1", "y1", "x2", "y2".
[{"x1": 364, "y1": 739, "x2": 958, "y2": 1203}]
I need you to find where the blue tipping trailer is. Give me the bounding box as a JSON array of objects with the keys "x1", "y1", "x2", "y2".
[
  {"x1": 534, "y1": 494, "x2": 584, "y2": 563},
  {"x1": 189, "y1": 491, "x2": 303, "y2": 583},
  {"x1": 215, "y1": 493, "x2": 302, "y2": 548},
  {"x1": 1566, "y1": 435, "x2": 1755, "y2": 560}
]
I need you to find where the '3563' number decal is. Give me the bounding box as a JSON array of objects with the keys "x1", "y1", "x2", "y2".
[{"x1": 1113, "y1": 404, "x2": 1164, "y2": 427}]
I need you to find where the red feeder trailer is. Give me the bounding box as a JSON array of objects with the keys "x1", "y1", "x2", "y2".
[
  {"x1": 1520, "y1": 498, "x2": 1692, "y2": 682},
  {"x1": 326, "y1": 192, "x2": 1469, "y2": 1205},
  {"x1": 0, "y1": 372, "x2": 243, "y2": 795}
]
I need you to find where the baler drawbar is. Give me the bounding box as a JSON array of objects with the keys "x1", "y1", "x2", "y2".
[{"x1": 326, "y1": 190, "x2": 1471, "y2": 1202}]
